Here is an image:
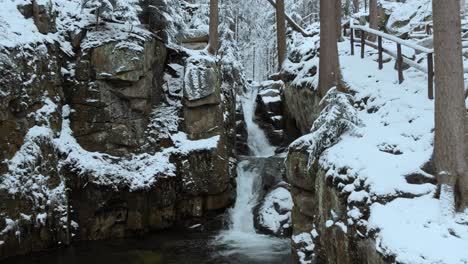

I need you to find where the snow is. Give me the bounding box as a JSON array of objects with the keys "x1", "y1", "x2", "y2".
[
  {"x1": 257, "y1": 187, "x2": 293, "y2": 235},
  {"x1": 385, "y1": 0, "x2": 432, "y2": 36},
  {"x1": 287, "y1": 15, "x2": 468, "y2": 260},
  {"x1": 308, "y1": 38, "x2": 466, "y2": 263},
  {"x1": 369, "y1": 196, "x2": 468, "y2": 263},
  {"x1": 0, "y1": 0, "x2": 56, "y2": 48},
  {"x1": 261, "y1": 95, "x2": 282, "y2": 104},
  {"x1": 171, "y1": 132, "x2": 220, "y2": 154},
  {"x1": 292, "y1": 230, "x2": 316, "y2": 264},
  {"x1": 320, "y1": 41, "x2": 436, "y2": 198},
  {"x1": 55, "y1": 106, "x2": 220, "y2": 191}
]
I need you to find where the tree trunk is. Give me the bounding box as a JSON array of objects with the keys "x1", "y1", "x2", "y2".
[
  {"x1": 275, "y1": 0, "x2": 287, "y2": 69},
  {"x1": 433, "y1": 0, "x2": 468, "y2": 211},
  {"x1": 462, "y1": 0, "x2": 466, "y2": 17},
  {"x1": 318, "y1": 0, "x2": 342, "y2": 96},
  {"x1": 353, "y1": 0, "x2": 359, "y2": 13},
  {"x1": 369, "y1": 0, "x2": 378, "y2": 41},
  {"x1": 208, "y1": 0, "x2": 219, "y2": 55},
  {"x1": 336, "y1": 0, "x2": 342, "y2": 39}
]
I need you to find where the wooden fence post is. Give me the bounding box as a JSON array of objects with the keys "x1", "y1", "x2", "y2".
[
  {"x1": 427, "y1": 53, "x2": 434, "y2": 99},
  {"x1": 360, "y1": 29, "x2": 365, "y2": 59},
  {"x1": 350, "y1": 28, "x2": 355, "y2": 55},
  {"x1": 378, "y1": 36, "x2": 383, "y2": 70},
  {"x1": 396, "y1": 43, "x2": 404, "y2": 84}
]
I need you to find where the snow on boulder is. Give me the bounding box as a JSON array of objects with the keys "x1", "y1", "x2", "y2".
[
  {"x1": 254, "y1": 186, "x2": 293, "y2": 237},
  {"x1": 183, "y1": 56, "x2": 220, "y2": 107},
  {"x1": 384, "y1": 0, "x2": 432, "y2": 38}
]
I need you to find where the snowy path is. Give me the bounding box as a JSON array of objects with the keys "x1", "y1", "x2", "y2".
[{"x1": 316, "y1": 40, "x2": 468, "y2": 264}]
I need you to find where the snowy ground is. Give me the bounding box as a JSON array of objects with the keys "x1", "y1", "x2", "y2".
[
  {"x1": 317, "y1": 40, "x2": 468, "y2": 264},
  {"x1": 287, "y1": 27, "x2": 468, "y2": 262}
]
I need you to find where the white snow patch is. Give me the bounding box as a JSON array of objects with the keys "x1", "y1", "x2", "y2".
[{"x1": 257, "y1": 187, "x2": 293, "y2": 235}]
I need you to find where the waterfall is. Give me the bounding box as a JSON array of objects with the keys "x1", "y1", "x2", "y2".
[
  {"x1": 240, "y1": 87, "x2": 276, "y2": 157},
  {"x1": 214, "y1": 85, "x2": 290, "y2": 263}
]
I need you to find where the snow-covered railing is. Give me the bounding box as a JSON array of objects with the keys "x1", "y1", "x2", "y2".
[{"x1": 348, "y1": 24, "x2": 435, "y2": 100}]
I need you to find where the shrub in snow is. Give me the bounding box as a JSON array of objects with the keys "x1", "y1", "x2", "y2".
[
  {"x1": 82, "y1": 0, "x2": 113, "y2": 24},
  {"x1": 290, "y1": 87, "x2": 362, "y2": 166},
  {"x1": 112, "y1": 0, "x2": 142, "y2": 25},
  {"x1": 81, "y1": 0, "x2": 141, "y2": 30}
]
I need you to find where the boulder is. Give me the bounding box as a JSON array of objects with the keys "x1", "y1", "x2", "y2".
[
  {"x1": 254, "y1": 186, "x2": 293, "y2": 237},
  {"x1": 183, "y1": 58, "x2": 224, "y2": 140},
  {"x1": 32, "y1": 0, "x2": 57, "y2": 34}
]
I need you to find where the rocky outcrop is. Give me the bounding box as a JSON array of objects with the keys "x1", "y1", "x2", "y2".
[
  {"x1": 286, "y1": 147, "x2": 390, "y2": 264},
  {"x1": 0, "y1": 2, "x2": 238, "y2": 260},
  {"x1": 282, "y1": 84, "x2": 321, "y2": 135}
]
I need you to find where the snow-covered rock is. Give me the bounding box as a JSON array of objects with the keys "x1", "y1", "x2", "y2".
[{"x1": 254, "y1": 186, "x2": 293, "y2": 237}]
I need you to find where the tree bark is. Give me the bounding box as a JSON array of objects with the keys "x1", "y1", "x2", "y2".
[
  {"x1": 208, "y1": 0, "x2": 219, "y2": 55},
  {"x1": 462, "y1": 0, "x2": 466, "y2": 17},
  {"x1": 275, "y1": 0, "x2": 287, "y2": 69},
  {"x1": 433, "y1": 0, "x2": 468, "y2": 211},
  {"x1": 369, "y1": 0, "x2": 378, "y2": 41},
  {"x1": 336, "y1": 0, "x2": 342, "y2": 39},
  {"x1": 353, "y1": 0, "x2": 359, "y2": 13},
  {"x1": 318, "y1": 0, "x2": 342, "y2": 97}
]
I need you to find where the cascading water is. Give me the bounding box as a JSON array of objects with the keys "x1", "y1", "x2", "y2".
[
  {"x1": 214, "y1": 85, "x2": 290, "y2": 263},
  {"x1": 240, "y1": 87, "x2": 277, "y2": 157}
]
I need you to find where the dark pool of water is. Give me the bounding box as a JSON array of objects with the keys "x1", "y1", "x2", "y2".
[{"x1": 1, "y1": 229, "x2": 291, "y2": 264}]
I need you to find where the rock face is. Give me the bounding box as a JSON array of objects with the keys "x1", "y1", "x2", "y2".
[
  {"x1": 254, "y1": 81, "x2": 301, "y2": 149},
  {"x1": 67, "y1": 36, "x2": 167, "y2": 156},
  {"x1": 282, "y1": 84, "x2": 321, "y2": 135},
  {"x1": 0, "y1": 2, "x2": 237, "y2": 260},
  {"x1": 286, "y1": 146, "x2": 390, "y2": 264}
]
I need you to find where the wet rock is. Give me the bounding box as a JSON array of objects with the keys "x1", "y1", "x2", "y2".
[
  {"x1": 67, "y1": 176, "x2": 178, "y2": 240},
  {"x1": 235, "y1": 104, "x2": 249, "y2": 156}
]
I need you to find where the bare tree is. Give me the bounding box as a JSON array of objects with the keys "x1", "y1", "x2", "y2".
[
  {"x1": 208, "y1": 0, "x2": 219, "y2": 55},
  {"x1": 433, "y1": 0, "x2": 468, "y2": 212},
  {"x1": 275, "y1": 0, "x2": 287, "y2": 69},
  {"x1": 369, "y1": 0, "x2": 378, "y2": 41},
  {"x1": 318, "y1": 0, "x2": 342, "y2": 96}
]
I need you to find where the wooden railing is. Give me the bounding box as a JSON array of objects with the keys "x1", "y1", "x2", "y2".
[{"x1": 348, "y1": 24, "x2": 435, "y2": 100}]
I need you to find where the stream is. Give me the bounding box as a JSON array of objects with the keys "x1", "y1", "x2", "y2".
[{"x1": 2, "y1": 86, "x2": 291, "y2": 264}]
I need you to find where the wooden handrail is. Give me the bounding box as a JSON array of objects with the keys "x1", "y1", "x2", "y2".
[
  {"x1": 348, "y1": 25, "x2": 435, "y2": 100},
  {"x1": 351, "y1": 25, "x2": 434, "y2": 54}
]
